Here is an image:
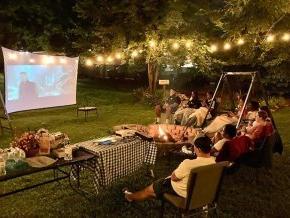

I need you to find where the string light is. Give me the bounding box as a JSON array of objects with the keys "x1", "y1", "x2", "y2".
[
  {"x1": 131, "y1": 50, "x2": 138, "y2": 58},
  {"x1": 224, "y1": 43, "x2": 231, "y2": 50},
  {"x1": 185, "y1": 40, "x2": 192, "y2": 48},
  {"x1": 29, "y1": 58, "x2": 35, "y2": 63},
  {"x1": 149, "y1": 40, "x2": 156, "y2": 48},
  {"x1": 8, "y1": 53, "x2": 17, "y2": 60},
  {"x1": 172, "y1": 42, "x2": 180, "y2": 50},
  {"x1": 209, "y1": 44, "x2": 218, "y2": 53},
  {"x1": 107, "y1": 56, "x2": 114, "y2": 63},
  {"x1": 80, "y1": 32, "x2": 290, "y2": 63},
  {"x1": 85, "y1": 59, "x2": 93, "y2": 66},
  {"x1": 96, "y1": 55, "x2": 104, "y2": 63},
  {"x1": 237, "y1": 38, "x2": 245, "y2": 45},
  {"x1": 266, "y1": 34, "x2": 275, "y2": 42},
  {"x1": 281, "y1": 33, "x2": 290, "y2": 42},
  {"x1": 115, "y1": 52, "x2": 122, "y2": 59}
]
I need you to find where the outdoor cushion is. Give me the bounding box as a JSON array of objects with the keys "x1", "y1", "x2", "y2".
[{"x1": 164, "y1": 193, "x2": 186, "y2": 209}]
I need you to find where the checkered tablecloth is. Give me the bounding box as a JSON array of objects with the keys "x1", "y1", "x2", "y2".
[{"x1": 71, "y1": 136, "x2": 157, "y2": 193}]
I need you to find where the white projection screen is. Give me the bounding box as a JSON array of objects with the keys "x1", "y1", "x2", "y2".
[{"x1": 2, "y1": 47, "x2": 79, "y2": 113}]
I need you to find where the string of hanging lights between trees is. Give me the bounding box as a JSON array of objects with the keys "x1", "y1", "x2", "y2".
[
  {"x1": 84, "y1": 32, "x2": 290, "y2": 66},
  {"x1": 6, "y1": 32, "x2": 290, "y2": 66}
]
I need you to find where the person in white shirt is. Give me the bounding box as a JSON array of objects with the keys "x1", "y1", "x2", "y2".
[
  {"x1": 123, "y1": 135, "x2": 215, "y2": 201},
  {"x1": 210, "y1": 124, "x2": 237, "y2": 156}
]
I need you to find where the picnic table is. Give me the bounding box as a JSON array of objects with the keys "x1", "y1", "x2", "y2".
[{"x1": 72, "y1": 136, "x2": 157, "y2": 193}]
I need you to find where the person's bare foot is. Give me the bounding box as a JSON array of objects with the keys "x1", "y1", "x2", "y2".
[{"x1": 122, "y1": 188, "x2": 133, "y2": 202}]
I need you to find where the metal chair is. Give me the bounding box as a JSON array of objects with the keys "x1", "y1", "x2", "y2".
[{"x1": 160, "y1": 161, "x2": 229, "y2": 218}]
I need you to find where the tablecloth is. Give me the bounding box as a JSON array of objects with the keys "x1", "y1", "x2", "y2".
[{"x1": 71, "y1": 136, "x2": 157, "y2": 193}]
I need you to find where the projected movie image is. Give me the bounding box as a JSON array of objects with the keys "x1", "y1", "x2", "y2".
[
  {"x1": 2, "y1": 47, "x2": 78, "y2": 113},
  {"x1": 7, "y1": 65, "x2": 74, "y2": 100}
]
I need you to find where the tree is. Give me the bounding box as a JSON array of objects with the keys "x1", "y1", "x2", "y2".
[
  {"x1": 208, "y1": 0, "x2": 290, "y2": 94},
  {"x1": 0, "y1": 0, "x2": 77, "y2": 52}
]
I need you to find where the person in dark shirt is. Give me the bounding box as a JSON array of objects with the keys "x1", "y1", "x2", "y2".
[
  {"x1": 155, "y1": 89, "x2": 181, "y2": 124},
  {"x1": 19, "y1": 72, "x2": 38, "y2": 101},
  {"x1": 173, "y1": 91, "x2": 201, "y2": 125},
  {"x1": 205, "y1": 91, "x2": 217, "y2": 117},
  {"x1": 187, "y1": 91, "x2": 202, "y2": 109}
]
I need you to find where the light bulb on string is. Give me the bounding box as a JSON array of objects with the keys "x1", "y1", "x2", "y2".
[
  {"x1": 96, "y1": 55, "x2": 104, "y2": 63},
  {"x1": 237, "y1": 38, "x2": 245, "y2": 45},
  {"x1": 185, "y1": 40, "x2": 192, "y2": 48},
  {"x1": 281, "y1": 33, "x2": 290, "y2": 42},
  {"x1": 85, "y1": 59, "x2": 93, "y2": 66},
  {"x1": 29, "y1": 58, "x2": 35, "y2": 63},
  {"x1": 115, "y1": 52, "x2": 122, "y2": 60},
  {"x1": 107, "y1": 56, "x2": 114, "y2": 63},
  {"x1": 266, "y1": 34, "x2": 275, "y2": 42},
  {"x1": 209, "y1": 44, "x2": 218, "y2": 53},
  {"x1": 172, "y1": 42, "x2": 180, "y2": 50},
  {"x1": 131, "y1": 50, "x2": 138, "y2": 58},
  {"x1": 223, "y1": 43, "x2": 231, "y2": 50},
  {"x1": 149, "y1": 40, "x2": 156, "y2": 48}
]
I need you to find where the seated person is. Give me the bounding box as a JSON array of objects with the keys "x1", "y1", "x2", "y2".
[
  {"x1": 179, "y1": 91, "x2": 216, "y2": 126},
  {"x1": 215, "y1": 135, "x2": 252, "y2": 162},
  {"x1": 123, "y1": 135, "x2": 215, "y2": 201},
  {"x1": 174, "y1": 91, "x2": 201, "y2": 124},
  {"x1": 203, "y1": 95, "x2": 247, "y2": 136},
  {"x1": 182, "y1": 101, "x2": 210, "y2": 127},
  {"x1": 205, "y1": 91, "x2": 218, "y2": 117},
  {"x1": 245, "y1": 101, "x2": 260, "y2": 121},
  {"x1": 211, "y1": 124, "x2": 237, "y2": 156},
  {"x1": 155, "y1": 89, "x2": 181, "y2": 124},
  {"x1": 242, "y1": 110, "x2": 273, "y2": 147}
]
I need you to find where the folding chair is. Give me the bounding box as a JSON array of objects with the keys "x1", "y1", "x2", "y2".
[{"x1": 160, "y1": 161, "x2": 229, "y2": 218}]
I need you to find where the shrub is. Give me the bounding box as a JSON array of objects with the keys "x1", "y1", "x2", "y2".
[
  {"x1": 132, "y1": 88, "x2": 163, "y2": 106},
  {"x1": 259, "y1": 96, "x2": 289, "y2": 110}
]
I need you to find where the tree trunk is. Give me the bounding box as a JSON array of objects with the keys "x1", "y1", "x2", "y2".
[{"x1": 147, "y1": 61, "x2": 159, "y2": 93}]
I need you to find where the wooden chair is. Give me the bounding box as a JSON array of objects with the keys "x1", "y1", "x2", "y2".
[{"x1": 160, "y1": 161, "x2": 229, "y2": 218}]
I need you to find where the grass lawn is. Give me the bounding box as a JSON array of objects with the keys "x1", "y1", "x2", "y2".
[{"x1": 0, "y1": 76, "x2": 289, "y2": 218}]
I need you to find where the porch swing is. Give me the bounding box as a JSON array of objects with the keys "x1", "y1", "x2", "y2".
[{"x1": 202, "y1": 71, "x2": 283, "y2": 168}]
